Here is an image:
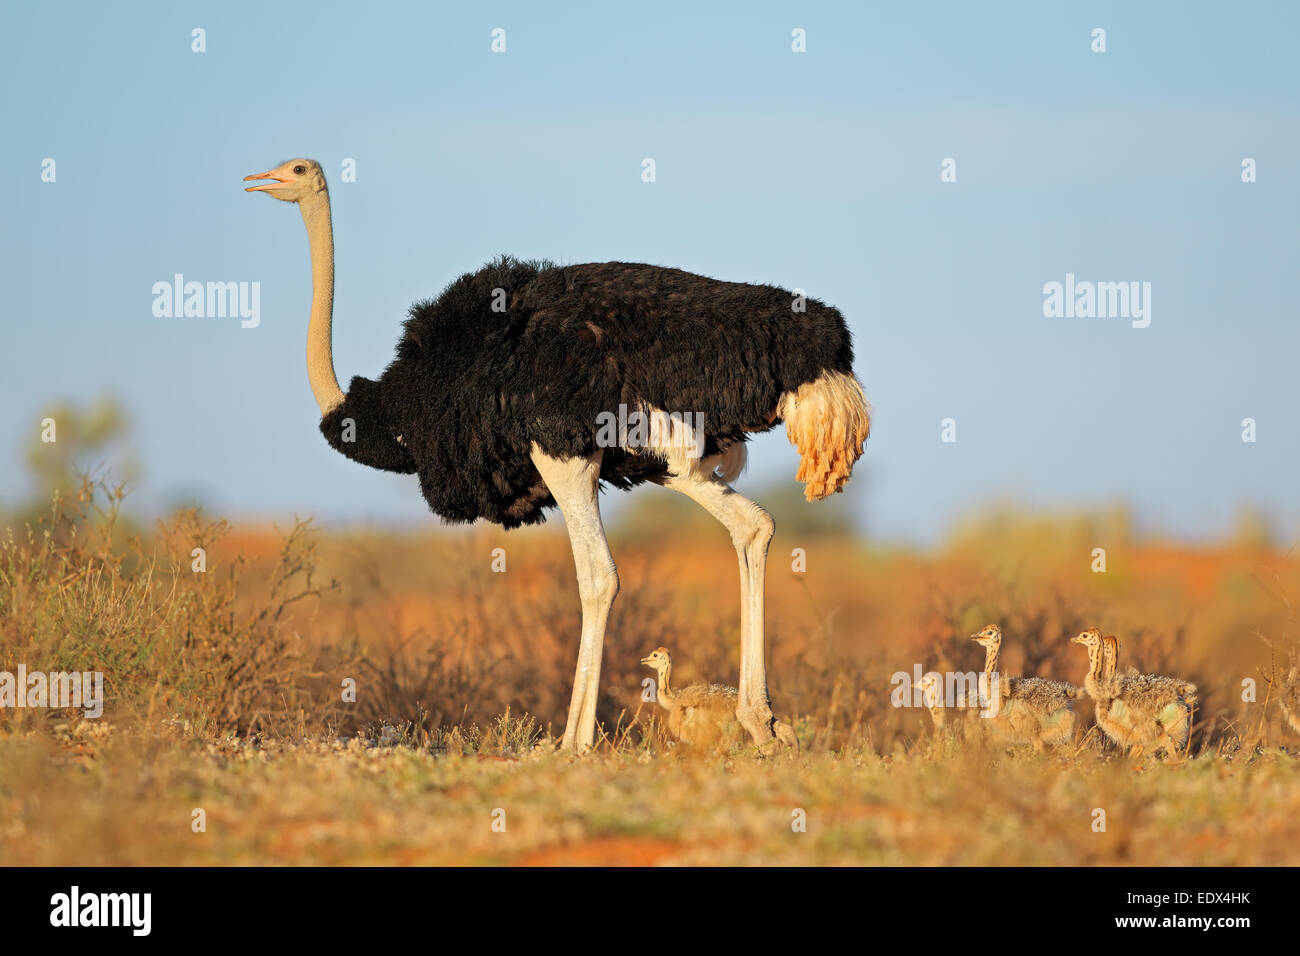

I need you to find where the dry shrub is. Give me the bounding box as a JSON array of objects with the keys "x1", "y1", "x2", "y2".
[
  {"x1": 3, "y1": 480, "x2": 1297, "y2": 756},
  {"x1": 343, "y1": 545, "x2": 691, "y2": 743},
  {"x1": 0, "y1": 481, "x2": 352, "y2": 738}
]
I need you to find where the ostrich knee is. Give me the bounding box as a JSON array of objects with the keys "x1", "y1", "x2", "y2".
[
  {"x1": 576, "y1": 562, "x2": 619, "y2": 614},
  {"x1": 591, "y1": 564, "x2": 620, "y2": 609}
]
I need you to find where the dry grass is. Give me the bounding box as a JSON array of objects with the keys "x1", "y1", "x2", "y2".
[
  {"x1": 3, "y1": 732, "x2": 1298, "y2": 866},
  {"x1": 1, "y1": 482, "x2": 1298, "y2": 865}
]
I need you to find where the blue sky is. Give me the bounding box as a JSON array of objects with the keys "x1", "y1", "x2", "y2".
[{"x1": 2, "y1": 1, "x2": 1297, "y2": 544}]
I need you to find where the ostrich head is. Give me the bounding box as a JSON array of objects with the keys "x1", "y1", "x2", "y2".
[
  {"x1": 640, "y1": 647, "x2": 672, "y2": 672},
  {"x1": 244, "y1": 158, "x2": 327, "y2": 202},
  {"x1": 1071, "y1": 626, "x2": 1103, "y2": 650},
  {"x1": 970, "y1": 624, "x2": 1002, "y2": 649}
]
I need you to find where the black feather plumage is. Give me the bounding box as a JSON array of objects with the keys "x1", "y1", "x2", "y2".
[{"x1": 320, "y1": 256, "x2": 857, "y2": 529}]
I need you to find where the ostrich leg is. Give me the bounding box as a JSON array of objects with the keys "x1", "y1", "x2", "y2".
[
  {"x1": 663, "y1": 472, "x2": 777, "y2": 745},
  {"x1": 531, "y1": 447, "x2": 618, "y2": 751}
]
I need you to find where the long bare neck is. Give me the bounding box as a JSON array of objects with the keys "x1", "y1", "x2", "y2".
[
  {"x1": 656, "y1": 662, "x2": 675, "y2": 706},
  {"x1": 1102, "y1": 641, "x2": 1117, "y2": 680},
  {"x1": 300, "y1": 192, "x2": 345, "y2": 416},
  {"x1": 982, "y1": 642, "x2": 1000, "y2": 679},
  {"x1": 1084, "y1": 644, "x2": 1105, "y2": 695}
]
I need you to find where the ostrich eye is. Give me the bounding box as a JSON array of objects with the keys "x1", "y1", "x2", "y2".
[{"x1": 293, "y1": 165, "x2": 306, "y2": 175}]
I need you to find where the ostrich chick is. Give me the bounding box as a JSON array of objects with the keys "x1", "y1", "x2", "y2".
[
  {"x1": 916, "y1": 671, "x2": 989, "y2": 741},
  {"x1": 1093, "y1": 635, "x2": 1132, "y2": 752},
  {"x1": 1072, "y1": 628, "x2": 1195, "y2": 759},
  {"x1": 916, "y1": 672, "x2": 949, "y2": 735},
  {"x1": 915, "y1": 672, "x2": 978, "y2": 741},
  {"x1": 970, "y1": 624, "x2": 1077, "y2": 751},
  {"x1": 641, "y1": 648, "x2": 798, "y2": 753}
]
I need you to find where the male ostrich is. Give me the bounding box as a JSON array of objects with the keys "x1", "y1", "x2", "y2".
[{"x1": 244, "y1": 158, "x2": 871, "y2": 752}]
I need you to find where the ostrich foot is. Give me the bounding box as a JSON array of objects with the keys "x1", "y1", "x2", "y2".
[
  {"x1": 752, "y1": 722, "x2": 800, "y2": 757},
  {"x1": 737, "y1": 702, "x2": 776, "y2": 747}
]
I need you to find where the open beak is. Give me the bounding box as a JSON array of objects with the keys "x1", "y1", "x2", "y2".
[
  {"x1": 639, "y1": 656, "x2": 654, "y2": 665},
  {"x1": 244, "y1": 169, "x2": 291, "y2": 192}
]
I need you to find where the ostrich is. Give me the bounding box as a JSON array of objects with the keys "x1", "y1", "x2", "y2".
[
  {"x1": 915, "y1": 672, "x2": 966, "y2": 741},
  {"x1": 642, "y1": 647, "x2": 771, "y2": 751},
  {"x1": 1092, "y1": 635, "x2": 1130, "y2": 753},
  {"x1": 969, "y1": 624, "x2": 1077, "y2": 750},
  {"x1": 915, "y1": 671, "x2": 985, "y2": 743},
  {"x1": 244, "y1": 158, "x2": 871, "y2": 752},
  {"x1": 1071, "y1": 628, "x2": 1195, "y2": 759},
  {"x1": 1098, "y1": 633, "x2": 1196, "y2": 756}
]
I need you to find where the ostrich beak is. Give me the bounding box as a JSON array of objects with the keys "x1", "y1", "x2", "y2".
[
  {"x1": 1070, "y1": 634, "x2": 1086, "y2": 644},
  {"x1": 639, "y1": 656, "x2": 653, "y2": 665},
  {"x1": 244, "y1": 170, "x2": 291, "y2": 192}
]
